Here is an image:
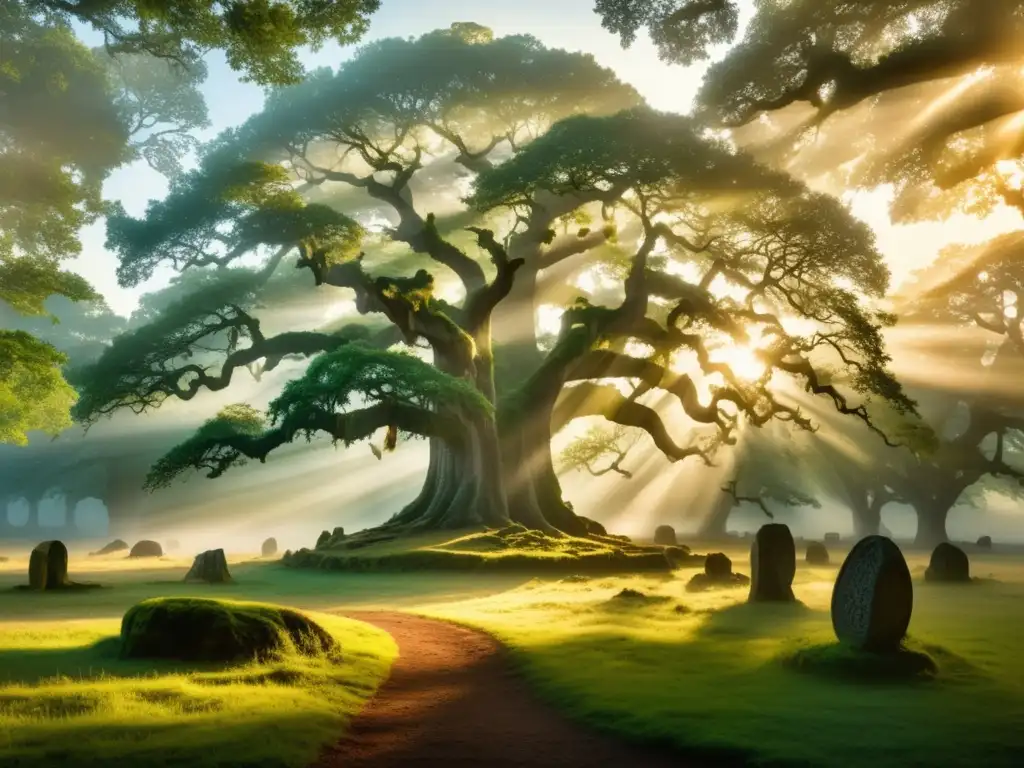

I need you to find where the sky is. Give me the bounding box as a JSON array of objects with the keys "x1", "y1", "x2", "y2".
[{"x1": 67, "y1": 0, "x2": 1021, "y2": 318}]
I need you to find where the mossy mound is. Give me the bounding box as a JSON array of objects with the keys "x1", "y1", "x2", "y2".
[
  {"x1": 782, "y1": 641, "x2": 939, "y2": 683},
  {"x1": 90, "y1": 539, "x2": 129, "y2": 556},
  {"x1": 120, "y1": 597, "x2": 338, "y2": 663},
  {"x1": 285, "y1": 525, "x2": 674, "y2": 574}
]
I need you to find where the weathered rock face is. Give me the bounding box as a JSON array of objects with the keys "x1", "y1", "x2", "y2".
[
  {"x1": 831, "y1": 535, "x2": 913, "y2": 652},
  {"x1": 654, "y1": 525, "x2": 677, "y2": 546},
  {"x1": 29, "y1": 540, "x2": 69, "y2": 590},
  {"x1": 184, "y1": 549, "x2": 232, "y2": 584},
  {"x1": 261, "y1": 537, "x2": 279, "y2": 557},
  {"x1": 749, "y1": 523, "x2": 797, "y2": 602},
  {"x1": 90, "y1": 539, "x2": 128, "y2": 556},
  {"x1": 976, "y1": 535, "x2": 992, "y2": 549},
  {"x1": 120, "y1": 597, "x2": 337, "y2": 662},
  {"x1": 805, "y1": 541, "x2": 830, "y2": 566},
  {"x1": 705, "y1": 552, "x2": 732, "y2": 579},
  {"x1": 129, "y1": 540, "x2": 163, "y2": 558},
  {"x1": 925, "y1": 542, "x2": 970, "y2": 583},
  {"x1": 824, "y1": 532, "x2": 841, "y2": 544}
]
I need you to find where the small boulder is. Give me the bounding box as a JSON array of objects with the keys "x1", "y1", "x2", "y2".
[
  {"x1": 261, "y1": 537, "x2": 279, "y2": 557},
  {"x1": 90, "y1": 539, "x2": 128, "y2": 556},
  {"x1": 129, "y1": 540, "x2": 163, "y2": 558},
  {"x1": 705, "y1": 552, "x2": 732, "y2": 579},
  {"x1": 654, "y1": 525, "x2": 677, "y2": 546},
  {"x1": 805, "y1": 541, "x2": 830, "y2": 566},
  {"x1": 119, "y1": 597, "x2": 337, "y2": 662},
  {"x1": 924, "y1": 542, "x2": 970, "y2": 583},
  {"x1": 976, "y1": 535, "x2": 992, "y2": 549},
  {"x1": 830, "y1": 535, "x2": 913, "y2": 652},
  {"x1": 29, "y1": 540, "x2": 69, "y2": 590},
  {"x1": 316, "y1": 530, "x2": 331, "y2": 548},
  {"x1": 664, "y1": 545, "x2": 692, "y2": 564},
  {"x1": 686, "y1": 552, "x2": 749, "y2": 592},
  {"x1": 748, "y1": 523, "x2": 796, "y2": 603},
  {"x1": 824, "y1": 532, "x2": 841, "y2": 544},
  {"x1": 184, "y1": 549, "x2": 232, "y2": 584}
]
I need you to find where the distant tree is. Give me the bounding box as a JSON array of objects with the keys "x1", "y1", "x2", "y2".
[
  {"x1": 607, "y1": 0, "x2": 1024, "y2": 546},
  {"x1": 73, "y1": 26, "x2": 914, "y2": 538},
  {"x1": 26, "y1": 0, "x2": 381, "y2": 86}
]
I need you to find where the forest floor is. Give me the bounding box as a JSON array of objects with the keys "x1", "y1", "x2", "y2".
[{"x1": 0, "y1": 541, "x2": 1022, "y2": 766}]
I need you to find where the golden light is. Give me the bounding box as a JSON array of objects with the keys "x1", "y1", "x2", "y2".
[{"x1": 713, "y1": 343, "x2": 766, "y2": 381}]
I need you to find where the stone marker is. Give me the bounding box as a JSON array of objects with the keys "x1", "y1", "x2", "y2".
[
  {"x1": 29, "y1": 540, "x2": 69, "y2": 590},
  {"x1": 705, "y1": 552, "x2": 732, "y2": 579},
  {"x1": 749, "y1": 523, "x2": 796, "y2": 602},
  {"x1": 976, "y1": 535, "x2": 992, "y2": 549},
  {"x1": 129, "y1": 540, "x2": 163, "y2": 558},
  {"x1": 831, "y1": 535, "x2": 913, "y2": 652},
  {"x1": 925, "y1": 542, "x2": 970, "y2": 583},
  {"x1": 805, "y1": 541, "x2": 830, "y2": 565},
  {"x1": 824, "y1": 532, "x2": 841, "y2": 544},
  {"x1": 261, "y1": 537, "x2": 278, "y2": 557},
  {"x1": 686, "y1": 551, "x2": 749, "y2": 592},
  {"x1": 653, "y1": 525, "x2": 677, "y2": 546},
  {"x1": 184, "y1": 549, "x2": 232, "y2": 584}
]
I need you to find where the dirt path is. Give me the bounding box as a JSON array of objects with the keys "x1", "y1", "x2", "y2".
[{"x1": 313, "y1": 611, "x2": 695, "y2": 768}]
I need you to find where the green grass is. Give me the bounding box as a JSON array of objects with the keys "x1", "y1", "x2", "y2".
[
  {"x1": 287, "y1": 525, "x2": 679, "y2": 573},
  {"x1": 417, "y1": 546, "x2": 1024, "y2": 768},
  {"x1": 2, "y1": 542, "x2": 1023, "y2": 766},
  {"x1": 0, "y1": 601, "x2": 396, "y2": 768}
]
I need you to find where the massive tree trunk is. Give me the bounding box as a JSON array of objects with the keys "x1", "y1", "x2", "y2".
[
  {"x1": 914, "y1": 503, "x2": 951, "y2": 548},
  {"x1": 389, "y1": 413, "x2": 512, "y2": 530},
  {"x1": 698, "y1": 490, "x2": 735, "y2": 539}
]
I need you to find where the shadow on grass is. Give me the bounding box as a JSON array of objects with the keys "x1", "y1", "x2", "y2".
[
  {"x1": 0, "y1": 636, "x2": 229, "y2": 685},
  {"x1": 782, "y1": 642, "x2": 939, "y2": 683},
  {"x1": 3, "y1": 708, "x2": 341, "y2": 768},
  {"x1": 692, "y1": 599, "x2": 818, "y2": 640}
]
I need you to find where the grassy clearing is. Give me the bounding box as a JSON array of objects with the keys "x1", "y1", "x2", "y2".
[
  {"x1": 418, "y1": 546, "x2": 1024, "y2": 768},
  {"x1": 286, "y1": 525, "x2": 681, "y2": 573},
  {"x1": 0, "y1": 604, "x2": 396, "y2": 768}
]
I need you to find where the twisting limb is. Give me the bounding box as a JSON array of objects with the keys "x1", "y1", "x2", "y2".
[
  {"x1": 722, "y1": 479, "x2": 775, "y2": 520},
  {"x1": 463, "y1": 227, "x2": 526, "y2": 332},
  {"x1": 552, "y1": 383, "x2": 712, "y2": 464}
]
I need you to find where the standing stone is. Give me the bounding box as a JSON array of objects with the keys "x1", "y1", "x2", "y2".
[
  {"x1": 925, "y1": 542, "x2": 970, "y2": 583},
  {"x1": 976, "y1": 535, "x2": 992, "y2": 549},
  {"x1": 184, "y1": 549, "x2": 232, "y2": 584},
  {"x1": 705, "y1": 552, "x2": 732, "y2": 579},
  {"x1": 805, "y1": 541, "x2": 830, "y2": 565},
  {"x1": 316, "y1": 530, "x2": 331, "y2": 548},
  {"x1": 29, "y1": 540, "x2": 69, "y2": 590},
  {"x1": 824, "y1": 532, "x2": 841, "y2": 544},
  {"x1": 831, "y1": 535, "x2": 913, "y2": 652},
  {"x1": 653, "y1": 525, "x2": 677, "y2": 546},
  {"x1": 129, "y1": 540, "x2": 163, "y2": 558},
  {"x1": 261, "y1": 537, "x2": 279, "y2": 557},
  {"x1": 748, "y1": 523, "x2": 796, "y2": 602}
]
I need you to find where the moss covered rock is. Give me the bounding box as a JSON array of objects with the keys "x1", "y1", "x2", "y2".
[
  {"x1": 120, "y1": 597, "x2": 337, "y2": 662},
  {"x1": 184, "y1": 549, "x2": 232, "y2": 584},
  {"x1": 90, "y1": 539, "x2": 128, "y2": 556},
  {"x1": 129, "y1": 540, "x2": 163, "y2": 558},
  {"x1": 653, "y1": 525, "x2": 677, "y2": 546}
]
